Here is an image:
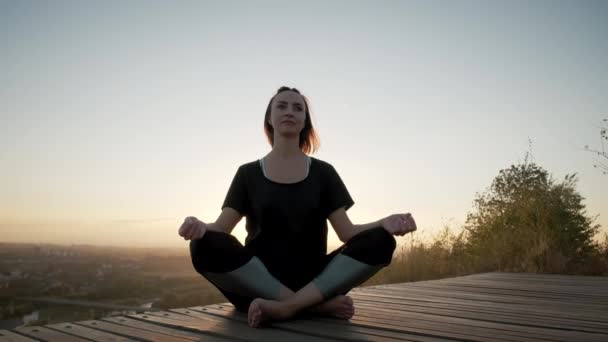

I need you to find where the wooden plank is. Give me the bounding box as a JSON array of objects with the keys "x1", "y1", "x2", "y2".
[
  {"x1": 414, "y1": 281, "x2": 608, "y2": 300},
  {"x1": 394, "y1": 272, "x2": 608, "y2": 287},
  {"x1": 355, "y1": 286, "x2": 608, "y2": 321},
  {"x1": 355, "y1": 301, "x2": 608, "y2": 332},
  {"x1": 324, "y1": 308, "x2": 540, "y2": 342},
  {"x1": 102, "y1": 316, "x2": 233, "y2": 342},
  {"x1": 330, "y1": 306, "x2": 573, "y2": 342},
  {"x1": 45, "y1": 322, "x2": 138, "y2": 342},
  {"x1": 371, "y1": 284, "x2": 607, "y2": 309},
  {"x1": 354, "y1": 286, "x2": 608, "y2": 314},
  {"x1": 473, "y1": 272, "x2": 608, "y2": 283},
  {"x1": 167, "y1": 307, "x2": 407, "y2": 342},
  {"x1": 441, "y1": 274, "x2": 608, "y2": 287},
  {"x1": 347, "y1": 314, "x2": 553, "y2": 342},
  {"x1": 75, "y1": 319, "x2": 198, "y2": 342},
  {"x1": 151, "y1": 310, "x2": 319, "y2": 342},
  {"x1": 13, "y1": 326, "x2": 89, "y2": 341},
  {"x1": 451, "y1": 274, "x2": 608, "y2": 285},
  {"x1": 201, "y1": 303, "x2": 520, "y2": 342},
  {"x1": 353, "y1": 291, "x2": 608, "y2": 325},
  {"x1": 354, "y1": 289, "x2": 579, "y2": 318},
  {"x1": 351, "y1": 291, "x2": 608, "y2": 325},
  {"x1": 136, "y1": 310, "x2": 338, "y2": 342},
  {"x1": 217, "y1": 304, "x2": 560, "y2": 341},
  {"x1": 185, "y1": 305, "x2": 432, "y2": 341},
  {"x1": 418, "y1": 279, "x2": 608, "y2": 297},
  {"x1": 436, "y1": 274, "x2": 608, "y2": 290},
  {"x1": 351, "y1": 306, "x2": 564, "y2": 340},
  {"x1": 0, "y1": 330, "x2": 38, "y2": 342},
  {"x1": 350, "y1": 294, "x2": 608, "y2": 334},
  {"x1": 351, "y1": 289, "x2": 608, "y2": 318},
  {"x1": 351, "y1": 301, "x2": 608, "y2": 342}
]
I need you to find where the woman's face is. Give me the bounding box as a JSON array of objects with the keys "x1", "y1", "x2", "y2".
[{"x1": 268, "y1": 91, "x2": 307, "y2": 138}]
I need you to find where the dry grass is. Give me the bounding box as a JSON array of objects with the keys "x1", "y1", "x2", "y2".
[{"x1": 364, "y1": 227, "x2": 608, "y2": 287}]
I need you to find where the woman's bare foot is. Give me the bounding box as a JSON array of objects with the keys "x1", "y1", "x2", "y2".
[
  {"x1": 311, "y1": 295, "x2": 355, "y2": 319},
  {"x1": 248, "y1": 298, "x2": 295, "y2": 328}
]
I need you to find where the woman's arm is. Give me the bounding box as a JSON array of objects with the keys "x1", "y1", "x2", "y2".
[
  {"x1": 329, "y1": 207, "x2": 416, "y2": 243},
  {"x1": 207, "y1": 207, "x2": 244, "y2": 234},
  {"x1": 179, "y1": 207, "x2": 243, "y2": 240},
  {"x1": 328, "y1": 207, "x2": 381, "y2": 243}
]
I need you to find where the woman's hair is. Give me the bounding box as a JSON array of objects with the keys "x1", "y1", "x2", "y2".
[{"x1": 264, "y1": 86, "x2": 320, "y2": 155}]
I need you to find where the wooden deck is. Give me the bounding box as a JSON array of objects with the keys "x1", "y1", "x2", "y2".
[{"x1": 2, "y1": 272, "x2": 608, "y2": 341}]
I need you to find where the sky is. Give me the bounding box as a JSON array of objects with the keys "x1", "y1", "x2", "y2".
[{"x1": 1, "y1": 0, "x2": 607, "y2": 250}]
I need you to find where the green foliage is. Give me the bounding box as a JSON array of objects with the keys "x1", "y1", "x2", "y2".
[
  {"x1": 463, "y1": 153, "x2": 601, "y2": 274},
  {"x1": 600, "y1": 233, "x2": 608, "y2": 264},
  {"x1": 367, "y1": 153, "x2": 606, "y2": 286}
]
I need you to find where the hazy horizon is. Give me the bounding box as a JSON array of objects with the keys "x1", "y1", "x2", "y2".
[{"x1": 2, "y1": 0, "x2": 607, "y2": 250}]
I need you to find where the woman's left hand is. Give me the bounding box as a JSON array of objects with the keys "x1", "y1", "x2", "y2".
[{"x1": 381, "y1": 213, "x2": 417, "y2": 236}]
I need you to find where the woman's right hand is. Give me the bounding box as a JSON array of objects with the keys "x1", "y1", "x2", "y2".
[{"x1": 178, "y1": 216, "x2": 207, "y2": 240}]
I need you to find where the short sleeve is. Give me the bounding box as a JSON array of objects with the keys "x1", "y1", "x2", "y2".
[
  {"x1": 221, "y1": 165, "x2": 250, "y2": 215},
  {"x1": 322, "y1": 164, "x2": 355, "y2": 218}
]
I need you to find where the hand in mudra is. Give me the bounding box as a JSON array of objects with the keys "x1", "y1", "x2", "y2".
[
  {"x1": 178, "y1": 216, "x2": 207, "y2": 240},
  {"x1": 382, "y1": 213, "x2": 417, "y2": 236}
]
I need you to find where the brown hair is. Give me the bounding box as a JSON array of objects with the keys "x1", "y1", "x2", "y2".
[{"x1": 264, "y1": 86, "x2": 320, "y2": 155}]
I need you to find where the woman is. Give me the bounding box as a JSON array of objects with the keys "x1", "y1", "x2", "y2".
[{"x1": 178, "y1": 86, "x2": 417, "y2": 328}]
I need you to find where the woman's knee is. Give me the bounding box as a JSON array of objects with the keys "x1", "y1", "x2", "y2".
[
  {"x1": 189, "y1": 230, "x2": 251, "y2": 273},
  {"x1": 374, "y1": 226, "x2": 397, "y2": 253},
  {"x1": 343, "y1": 226, "x2": 396, "y2": 266}
]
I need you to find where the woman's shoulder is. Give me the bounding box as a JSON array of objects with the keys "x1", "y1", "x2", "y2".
[
  {"x1": 237, "y1": 159, "x2": 261, "y2": 172},
  {"x1": 310, "y1": 156, "x2": 329, "y2": 169},
  {"x1": 311, "y1": 156, "x2": 339, "y2": 169}
]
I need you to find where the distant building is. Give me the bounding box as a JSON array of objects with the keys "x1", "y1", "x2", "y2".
[
  {"x1": 39, "y1": 246, "x2": 82, "y2": 257},
  {"x1": 45, "y1": 280, "x2": 75, "y2": 294},
  {"x1": 0, "y1": 270, "x2": 23, "y2": 280},
  {"x1": 22, "y1": 311, "x2": 39, "y2": 325},
  {"x1": 121, "y1": 263, "x2": 141, "y2": 270}
]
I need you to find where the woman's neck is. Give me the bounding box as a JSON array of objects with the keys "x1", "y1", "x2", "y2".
[{"x1": 269, "y1": 135, "x2": 304, "y2": 159}]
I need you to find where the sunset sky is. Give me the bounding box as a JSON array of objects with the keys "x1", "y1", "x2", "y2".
[{"x1": 1, "y1": 0, "x2": 607, "y2": 250}]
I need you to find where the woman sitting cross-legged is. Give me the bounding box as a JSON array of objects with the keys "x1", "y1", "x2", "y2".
[{"x1": 178, "y1": 86, "x2": 417, "y2": 328}]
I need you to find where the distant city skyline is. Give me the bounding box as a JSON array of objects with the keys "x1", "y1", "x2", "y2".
[{"x1": 1, "y1": 0, "x2": 607, "y2": 249}]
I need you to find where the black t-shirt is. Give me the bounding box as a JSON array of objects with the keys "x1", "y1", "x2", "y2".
[{"x1": 221, "y1": 156, "x2": 354, "y2": 290}]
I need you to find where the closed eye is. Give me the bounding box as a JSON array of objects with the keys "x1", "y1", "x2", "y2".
[
  {"x1": 277, "y1": 101, "x2": 304, "y2": 109},
  {"x1": 277, "y1": 104, "x2": 303, "y2": 111}
]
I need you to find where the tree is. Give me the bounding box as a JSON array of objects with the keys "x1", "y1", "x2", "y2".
[
  {"x1": 463, "y1": 152, "x2": 601, "y2": 273},
  {"x1": 584, "y1": 118, "x2": 607, "y2": 175}
]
